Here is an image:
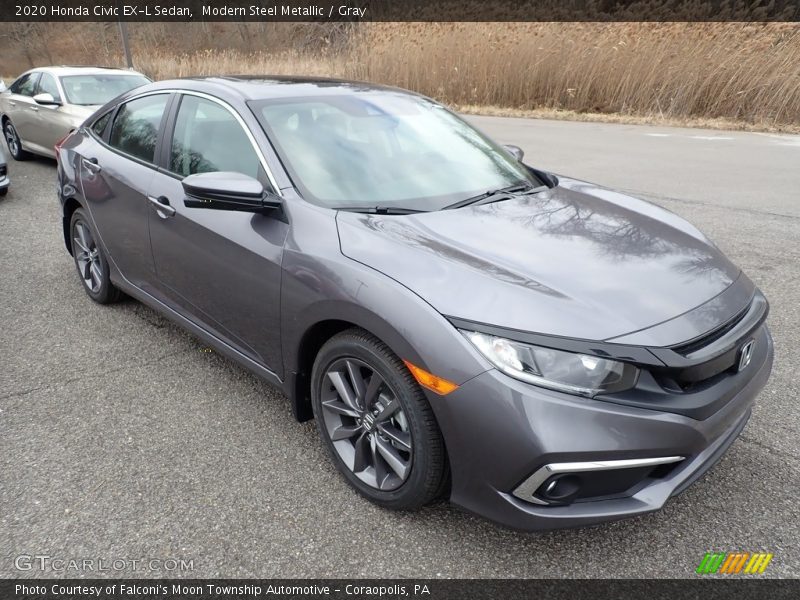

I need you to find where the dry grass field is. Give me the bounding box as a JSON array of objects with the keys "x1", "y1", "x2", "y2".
[{"x1": 2, "y1": 22, "x2": 799, "y2": 130}]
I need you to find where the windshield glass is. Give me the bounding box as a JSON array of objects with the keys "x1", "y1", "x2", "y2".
[
  {"x1": 61, "y1": 74, "x2": 151, "y2": 106},
  {"x1": 252, "y1": 93, "x2": 539, "y2": 211}
]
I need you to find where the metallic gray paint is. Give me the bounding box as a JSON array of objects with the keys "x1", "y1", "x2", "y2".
[
  {"x1": 434, "y1": 331, "x2": 771, "y2": 529},
  {"x1": 56, "y1": 77, "x2": 773, "y2": 530},
  {"x1": 337, "y1": 177, "x2": 745, "y2": 344}
]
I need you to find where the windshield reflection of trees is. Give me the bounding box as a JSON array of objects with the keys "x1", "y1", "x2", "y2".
[{"x1": 260, "y1": 90, "x2": 530, "y2": 206}]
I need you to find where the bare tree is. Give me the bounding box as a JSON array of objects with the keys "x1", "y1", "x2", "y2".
[{"x1": 6, "y1": 23, "x2": 37, "y2": 67}]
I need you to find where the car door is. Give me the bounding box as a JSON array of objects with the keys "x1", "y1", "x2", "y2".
[
  {"x1": 147, "y1": 92, "x2": 288, "y2": 374},
  {"x1": 3, "y1": 72, "x2": 40, "y2": 145},
  {"x1": 25, "y1": 72, "x2": 68, "y2": 154},
  {"x1": 79, "y1": 92, "x2": 172, "y2": 288}
]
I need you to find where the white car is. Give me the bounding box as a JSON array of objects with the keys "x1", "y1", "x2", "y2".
[{"x1": 1, "y1": 66, "x2": 150, "y2": 160}]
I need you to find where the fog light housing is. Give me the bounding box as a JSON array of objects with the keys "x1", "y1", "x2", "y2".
[
  {"x1": 537, "y1": 474, "x2": 582, "y2": 505},
  {"x1": 512, "y1": 456, "x2": 685, "y2": 506}
]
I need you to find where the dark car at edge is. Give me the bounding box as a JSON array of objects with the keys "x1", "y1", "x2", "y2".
[{"x1": 54, "y1": 76, "x2": 773, "y2": 530}]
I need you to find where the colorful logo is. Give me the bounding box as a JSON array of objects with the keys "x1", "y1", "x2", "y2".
[{"x1": 696, "y1": 552, "x2": 773, "y2": 574}]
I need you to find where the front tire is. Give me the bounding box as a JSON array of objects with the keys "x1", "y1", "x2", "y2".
[
  {"x1": 4, "y1": 119, "x2": 30, "y2": 161},
  {"x1": 69, "y1": 208, "x2": 121, "y2": 304},
  {"x1": 311, "y1": 329, "x2": 447, "y2": 510}
]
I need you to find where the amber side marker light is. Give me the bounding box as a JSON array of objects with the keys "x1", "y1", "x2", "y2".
[{"x1": 403, "y1": 360, "x2": 459, "y2": 395}]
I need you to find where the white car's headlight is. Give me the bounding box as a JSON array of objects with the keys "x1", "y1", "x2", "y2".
[{"x1": 462, "y1": 330, "x2": 638, "y2": 397}]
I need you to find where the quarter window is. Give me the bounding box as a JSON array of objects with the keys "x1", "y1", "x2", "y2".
[
  {"x1": 37, "y1": 73, "x2": 61, "y2": 102},
  {"x1": 169, "y1": 95, "x2": 261, "y2": 180},
  {"x1": 10, "y1": 72, "x2": 40, "y2": 97},
  {"x1": 108, "y1": 94, "x2": 169, "y2": 164},
  {"x1": 91, "y1": 111, "x2": 113, "y2": 138}
]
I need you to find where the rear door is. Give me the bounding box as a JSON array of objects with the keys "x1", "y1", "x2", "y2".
[
  {"x1": 147, "y1": 92, "x2": 288, "y2": 374},
  {"x1": 79, "y1": 92, "x2": 172, "y2": 288},
  {"x1": 3, "y1": 72, "x2": 40, "y2": 147}
]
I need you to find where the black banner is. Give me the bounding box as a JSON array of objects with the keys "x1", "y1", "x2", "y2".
[
  {"x1": 1, "y1": 0, "x2": 799, "y2": 22},
  {"x1": 2, "y1": 579, "x2": 800, "y2": 600}
]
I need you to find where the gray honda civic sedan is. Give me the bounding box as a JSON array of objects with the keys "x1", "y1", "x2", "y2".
[{"x1": 56, "y1": 77, "x2": 773, "y2": 530}]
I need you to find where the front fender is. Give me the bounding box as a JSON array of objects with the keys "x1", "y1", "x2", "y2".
[
  {"x1": 281, "y1": 255, "x2": 490, "y2": 424},
  {"x1": 278, "y1": 196, "x2": 490, "y2": 422}
]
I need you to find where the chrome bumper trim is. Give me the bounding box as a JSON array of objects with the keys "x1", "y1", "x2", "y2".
[{"x1": 513, "y1": 456, "x2": 686, "y2": 505}]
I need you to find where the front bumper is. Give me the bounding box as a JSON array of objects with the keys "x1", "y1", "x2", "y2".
[
  {"x1": 432, "y1": 324, "x2": 773, "y2": 530},
  {"x1": 0, "y1": 172, "x2": 9, "y2": 192}
]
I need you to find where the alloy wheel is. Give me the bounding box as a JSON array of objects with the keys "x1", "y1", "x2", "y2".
[
  {"x1": 320, "y1": 358, "x2": 413, "y2": 491},
  {"x1": 73, "y1": 220, "x2": 103, "y2": 293},
  {"x1": 5, "y1": 122, "x2": 19, "y2": 157}
]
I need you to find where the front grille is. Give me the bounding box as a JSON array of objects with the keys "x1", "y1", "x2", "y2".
[
  {"x1": 672, "y1": 302, "x2": 750, "y2": 357},
  {"x1": 655, "y1": 340, "x2": 747, "y2": 392},
  {"x1": 652, "y1": 299, "x2": 766, "y2": 391}
]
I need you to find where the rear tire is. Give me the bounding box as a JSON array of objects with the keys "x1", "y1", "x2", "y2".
[
  {"x1": 0, "y1": 187, "x2": 7, "y2": 197},
  {"x1": 69, "y1": 208, "x2": 122, "y2": 304},
  {"x1": 4, "y1": 119, "x2": 30, "y2": 161},
  {"x1": 311, "y1": 328, "x2": 447, "y2": 510}
]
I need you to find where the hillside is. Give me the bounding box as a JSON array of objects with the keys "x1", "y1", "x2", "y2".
[{"x1": 1, "y1": 22, "x2": 798, "y2": 130}]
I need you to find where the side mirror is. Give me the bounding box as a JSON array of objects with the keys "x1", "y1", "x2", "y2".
[
  {"x1": 33, "y1": 92, "x2": 61, "y2": 106},
  {"x1": 182, "y1": 171, "x2": 281, "y2": 213},
  {"x1": 503, "y1": 144, "x2": 524, "y2": 162}
]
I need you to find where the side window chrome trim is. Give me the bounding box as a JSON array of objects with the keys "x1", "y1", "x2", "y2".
[{"x1": 122, "y1": 88, "x2": 282, "y2": 196}]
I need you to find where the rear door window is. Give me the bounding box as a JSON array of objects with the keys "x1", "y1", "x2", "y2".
[
  {"x1": 10, "y1": 72, "x2": 40, "y2": 97},
  {"x1": 108, "y1": 94, "x2": 169, "y2": 164}
]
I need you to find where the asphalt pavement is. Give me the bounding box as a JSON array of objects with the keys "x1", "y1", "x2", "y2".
[{"x1": 1, "y1": 117, "x2": 798, "y2": 578}]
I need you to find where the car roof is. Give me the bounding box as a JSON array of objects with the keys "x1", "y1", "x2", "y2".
[
  {"x1": 153, "y1": 75, "x2": 420, "y2": 101},
  {"x1": 30, "y1": 66, "x2": 147, "y2": 77}
]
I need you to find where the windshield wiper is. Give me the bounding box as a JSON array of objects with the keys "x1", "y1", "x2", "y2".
[
  {"x1": 335, "y1": 206, "x2": 428, "y2": 215},
  {"x1": 443, "y1": 182, "x2": 546, "y2": 210}
]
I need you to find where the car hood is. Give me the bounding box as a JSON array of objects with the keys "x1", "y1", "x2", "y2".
[
  {"x1": 336, "y1": 177, "x2": 745, "y2": 343},
  {"x1": 66, "y1": 104, "x2": 101, "y2": 121}
]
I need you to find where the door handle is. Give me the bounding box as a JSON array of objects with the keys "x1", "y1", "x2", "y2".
[
  {"x1": 30, "y1": 106, "x2": 38, "y2": 112},
  {"x1": 81, "y1": 157, "x2": 101, "y2": 174},
  {"x1": 148, "y1": 195, "x2": 176, "y2": 218},
  {"x1": 9, "y1": 101, "x2": 16, "y2": 107}
]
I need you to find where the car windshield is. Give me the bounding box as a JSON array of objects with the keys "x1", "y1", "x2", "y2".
[
  {"x1": 60, "y1": 74, "x2": 151, "y2": 106},
  {"x1": 252, "y1": 93, "x2": 540, "y2": 211}
]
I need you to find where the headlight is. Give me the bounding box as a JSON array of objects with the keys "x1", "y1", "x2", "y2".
[{"x1": 462, "y1": 331, "x2": 638, "y2": 397}]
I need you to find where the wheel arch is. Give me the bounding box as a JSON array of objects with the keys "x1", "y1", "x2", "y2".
[
  {"x1": 287, "y1": 307, "x2": 425, "y2": 423},
  {"x1": 288, "y1": 313, "x2": 454, "y2": 496},
  {"x1": 62, "y1": 196, "x2": 83, "y2": 255}
]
